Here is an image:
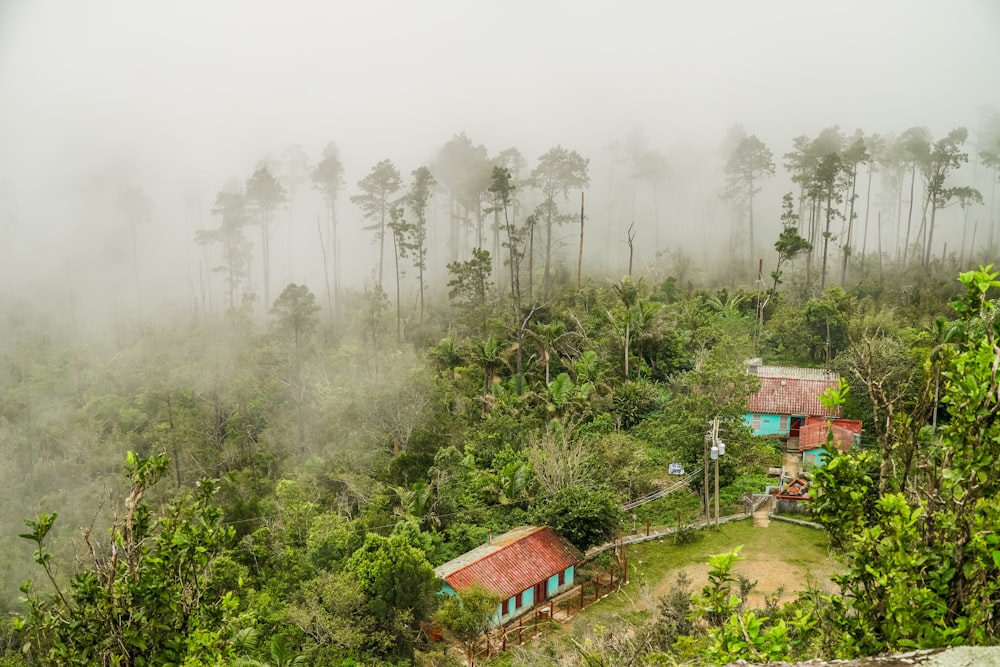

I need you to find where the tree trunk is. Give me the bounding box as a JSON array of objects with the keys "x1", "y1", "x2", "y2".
[
  {"x1": 577, "y1": 192, "x2": 585, "y2": 290},
  {"x1": 840, "y1": 167, "x2": 859, "y2": 285},
  {"x1": 903, "y1": 163, "x2": 916, "y2": 264},
  {"x1": 527, "y1": 220, "x2": 535, "y2": 302},
  {"x1": 860, "y1": 163, "x2": 874, "y2": 274},
  {"x1": 748, "y1": 169, "x2": 755, "y2": 260},
  {"x1": 393, "y1": 233, "x2": 401, "y2": 346},
  {"x1": 543, "y1": 206, "x2": 553, "y2": 302},
  {"x1": 378, "y1": 200, "x2": 386, "y2": 288},
  {"x1": 317, "y1": 215, "x2": 334, "y2": 318},
  {"x1": 261, "y1": 218, "x2": 270, "y2": 310},
  {"x1": 821, "y1": 189, "x2": 833, "y2": 290},
  {"x1": 924, "y1": 199, "x2": 939, "y2": 268}
]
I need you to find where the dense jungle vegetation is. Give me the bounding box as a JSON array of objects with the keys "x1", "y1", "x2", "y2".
[{"x1": 2, "y1": 122, "x2": 1000, "y2": 665}]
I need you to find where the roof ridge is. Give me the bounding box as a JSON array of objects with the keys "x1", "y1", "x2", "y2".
[{"x1": 436, "y1": 525, "x2": 545, "y2": 579}]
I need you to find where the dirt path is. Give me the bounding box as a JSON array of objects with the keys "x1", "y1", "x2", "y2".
[{"x1": 652, "y1": 526, "x2": 840, "y2": 606}]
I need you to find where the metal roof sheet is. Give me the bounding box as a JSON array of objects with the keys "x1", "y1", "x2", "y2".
[
  {"x1": 434, "y1": 526, "x2": 582, "y2": 598},
  {"x1": 747, "y1": 376, "x2": 840, "y2": 418},
  {"x1": 750, "y1": 365, "x2": 838, "y2": 381}
]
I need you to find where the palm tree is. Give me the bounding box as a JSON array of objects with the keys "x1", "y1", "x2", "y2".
[
  {"x1": 479, "y1": 461, "x2": 531, "y2": 505},
  {"x1": 525, "y1": 320, "x2": 582, "y2": 385},
  {"x1": 429, "y1": 336, "x2": 462, "y2": 379},
  {"x1": 468, "y1": 336, "x2": 509, "y2": 413},
  {"x1": 705, "y1": 292, "x2": 748, "y2": 319},
  {"x1": 609, "y1": 277, "x2": 640, "y2": 378},
  {"x1": 393, "y1": 481, "x2": 438, "y2": 526}
]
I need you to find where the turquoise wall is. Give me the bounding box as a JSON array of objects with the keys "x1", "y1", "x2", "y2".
[
  {"x1": 744, "y1": 413, "x2": 788, "y2": 437},
  {"x1": 803, "y1": 447, "x2": 829, "y2": 467},
  {"x1": 454, "y1": 566, "x2": 578, "y2": 625}
]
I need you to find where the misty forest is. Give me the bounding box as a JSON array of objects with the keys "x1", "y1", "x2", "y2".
[{"x1": 3, "y1": 2, "x2": 1000, "y2": 666}]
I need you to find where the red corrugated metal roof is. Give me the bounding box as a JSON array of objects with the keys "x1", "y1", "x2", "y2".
[
  {"x1": 435, "y1": 526, "x2": 582, "y2": 598},
  {"x1": 747, "y1": 375, "x2": 840, "y2": 418},
  {"x1": 799, "y1": 420, "x2": 860, "y2": 451}
]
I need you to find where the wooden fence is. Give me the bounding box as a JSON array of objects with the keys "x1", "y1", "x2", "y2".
[{"x1": 470, "y1": 559, "x2": 627, "y2": 663}]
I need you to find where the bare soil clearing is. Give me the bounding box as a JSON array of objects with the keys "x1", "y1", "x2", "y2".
[
  {"x1": 594, "y1": 518, "x2": 841, "y2": 617},
  {"x1": 655, "y1": 536, "x2": 841, "y2": 606}
]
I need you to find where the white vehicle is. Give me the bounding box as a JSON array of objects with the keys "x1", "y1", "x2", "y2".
[{"x1": 668, "y1": 463, "x2": 685, "y2": 476}]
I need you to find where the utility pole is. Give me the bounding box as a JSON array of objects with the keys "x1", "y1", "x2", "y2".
[{"x1": 703, "y1": 425, "x2": 711, "y2": 518}]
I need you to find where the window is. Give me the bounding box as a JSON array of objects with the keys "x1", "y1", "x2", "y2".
[
  {"x1": 516, "y1": 591, "x2": 523, "y2": 608},
  {"x1": 779, "y1": 415, "x2": 789, "y2": 431},
  {"x1": 751, "y1": 414, "x2": 761, "y2": 430},
  {"x1": 558, "y1": 570, "x2": 565, "y2": 586}
]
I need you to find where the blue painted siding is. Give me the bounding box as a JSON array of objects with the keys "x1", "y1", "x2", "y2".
[
  {"x1": 745, "y1": 413, "x2": 788, "y2": 437},
  {"x1": 803, "y1": 447, "x2": 829, "y2": 468},
  {"x1": 448, "y1": 568, "x2": 579, "y2": 626}
]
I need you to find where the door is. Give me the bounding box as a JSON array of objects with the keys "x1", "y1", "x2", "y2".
[{"x1": 534, "y1": 581, "x2": 547, "y2": 604}]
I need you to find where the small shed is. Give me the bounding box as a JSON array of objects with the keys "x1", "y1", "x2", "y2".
[
  {"x1": 799, "y1": 418, "x2": 862, "y2": 468},
  {"x1": 434, "y1": 526, "x2": 582, "y2": 624}
]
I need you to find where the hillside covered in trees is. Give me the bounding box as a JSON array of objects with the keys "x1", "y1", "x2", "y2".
[{"x1": 2, "y1": 118, "x2": 1000, "y2": 663}]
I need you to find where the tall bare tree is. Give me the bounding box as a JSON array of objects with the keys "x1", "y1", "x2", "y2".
[
  {"x1": 196, "y1": 183, "x2": 252, "y2": 310},
  {"x1": 529, "y1": 146, "x2": 590, "y2": 302},
  {"x1": 724, "y1": 134, "x2": 774, "y2": 259},
  {"x1": 311, "y1": 143, "x2": 344, "y2": 314},
  {"x1": 117, "y1": 185, "x2": 152, "y2": 319},
  {"x1": 246, "y1": 165, "x2": 287, "y2": 309},
  {"x1": 406, "y1": 166, "x2": 436, "y2": 323},
  {"x1": 920, "y1": 128, "x2": 977, "y2": 267},
  {"x1": 352, "y1": 159, "x2": 403, "y2": 289}
]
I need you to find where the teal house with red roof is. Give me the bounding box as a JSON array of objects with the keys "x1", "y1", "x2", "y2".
[{"x1": 434, "y1": 526, "x2": 582, "y2": 624}]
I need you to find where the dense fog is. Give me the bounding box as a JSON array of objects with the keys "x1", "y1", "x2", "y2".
[
  {"x1": 3, "y1": 4, "x2": 1000, "y2": 663},
  {"x1": 0, "y1": 0, "x2": 998, "y2": 329}
]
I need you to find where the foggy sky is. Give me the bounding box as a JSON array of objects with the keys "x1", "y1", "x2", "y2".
[{"x1": 1, "y1": 0, "x2": 998, "y2": 323}]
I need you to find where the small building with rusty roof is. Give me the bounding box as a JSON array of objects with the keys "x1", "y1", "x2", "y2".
[
  {"x1": 742, "y1": 362, "x2": 861, "y2": 476},
  {"x1": 434, "y1": 525, "x2": 582, "y2": 624},
  {"x1": 799, "y1": 417, "x2": 862, "y2": 468},
  {"x1": 743, "y1": 362, "x2": 842, "y2": 438}
]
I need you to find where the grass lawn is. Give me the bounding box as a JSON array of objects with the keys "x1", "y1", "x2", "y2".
[
  {"x1": 485, "y1": 518, "x2": 840, "y2": 665},
  {"x1": 574, "y1": 518, "x2": 839, "y2": 627}
]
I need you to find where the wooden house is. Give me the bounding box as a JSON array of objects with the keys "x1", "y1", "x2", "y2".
[{"x1": 434, "y1": 526, "x2": 582, "y2": 625}]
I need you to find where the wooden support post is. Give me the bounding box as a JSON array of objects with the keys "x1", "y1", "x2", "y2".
[{"x1": 646, "y1": 517, "x2": 650, "y2": 536}]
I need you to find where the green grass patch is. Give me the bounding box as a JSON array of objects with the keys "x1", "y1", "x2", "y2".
[{"x1": 584, "y1": 518, "x2": 833, "y2": 618}]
